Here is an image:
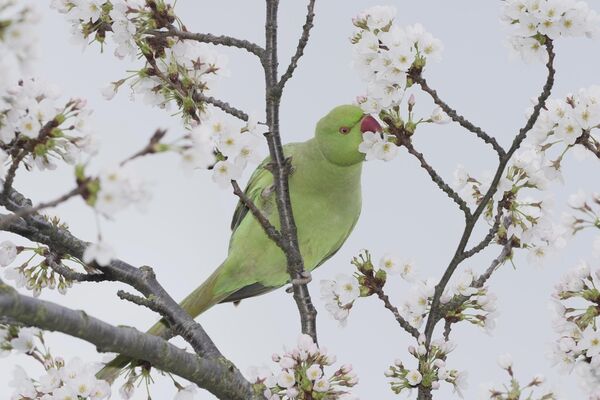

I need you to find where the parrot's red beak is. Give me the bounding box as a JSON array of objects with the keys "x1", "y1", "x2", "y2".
[{"x1": 360, "y1": 115, "x2": 382, "y2": 134}]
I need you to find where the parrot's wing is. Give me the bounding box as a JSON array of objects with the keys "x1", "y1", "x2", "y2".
[
  {"x1": 314, "y1": 208, "x2": 361, "y2": 269},
  {"x1": 230, "y1": 143, "x2": 299, "y2": 232},
  {"x1": 229, "y1": 156, "x2": 273, "y2": 232},
  {"x1": 220, "y1": 282, "x2": 274, "y2": 303}
]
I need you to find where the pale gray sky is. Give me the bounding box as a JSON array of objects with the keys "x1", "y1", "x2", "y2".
[{"x1": 2, "y1": 1, "x2": 600, "y2": 399}]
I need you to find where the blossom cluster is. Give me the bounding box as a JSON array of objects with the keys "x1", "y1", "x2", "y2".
[
  {"x1": 320, "y1": 251, "x2": 419, "y2": 326},
  {"x1": 454, "y1": 144, "x2": 567, "y2": 266},
  {"x1": 386, "y1": 336, "x2": 467, "y2": 397},
  {"x1": 52, "y1": 0, "x2": 228, "y2": 125},
  {"x1": 550, "y1": 262, "x2": 600, "y2": 398},
  {"x1": 439, "y1": 268, "x2": 499, "y2": 334},
  {"x1": 350, "y1": 7, "x2": 448, "y2": 163},
  {"x1": 182, "y1": 117, "x2": 263, "y2": 187},
  {"x1": 84, "y1": 165, "x2": 151, "y2": 218},
  {"x1": 113, "y1": 359, "x2": 199, "y2": 400},
  {"x1": 2, "y1": 326, "x2": 111, "y2": 399},
  {"x1": 502, "y1": 0, "x2": 600, "y2": 62},
  {"x1": 351, "y1": 6, "x2": 443, "y2": 114},
  {"x1": 530, "y1": 86, "x2": 600, "y2": 161},
  {"x1": 51, "y1": 0, "x2": 267, "y2": 186},
  {"x1": 320, "y1": 274, "x2": 360, "y2": 326},
  {"x1": 0, "y1": 239, "x2": 98, "y2": 296},
  {"x1": 0, "y1": 1, "x2": 39, "y2": 99},
  {"x1": 480, "y1": 354, "x2": 555, "y2": 399},
  {"x1": 563, "y1": 190, "x2": 600, "y2": 261},
  {"x1": 0, "y1": 78, "x2": 98, "y2": 174},
  {"x1": 249, "y1": 334, "x2": 358, "y2": 400}
]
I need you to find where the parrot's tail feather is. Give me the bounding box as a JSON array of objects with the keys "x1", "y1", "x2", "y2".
[
  {"x1": 95, "y1": 354, "x2": 131, "y2": 383},
  {"x1": 95, "y1": 267, "x2": 226, "y2": 383}
]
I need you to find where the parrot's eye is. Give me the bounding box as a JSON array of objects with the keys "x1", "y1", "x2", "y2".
[{"x1": 339, "y1": 127, "x2": 350, "y2": 135}]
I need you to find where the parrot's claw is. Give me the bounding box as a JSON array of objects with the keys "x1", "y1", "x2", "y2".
[{"x1": 287, "y1": 271, "x2": 312, "y2": 292}]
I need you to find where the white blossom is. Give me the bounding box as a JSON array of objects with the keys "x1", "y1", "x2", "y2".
[
  {"x1": 406, "y1": 369, "x2": 423, "y2": 386},
  {"x1": 82, "y1": 240, "x2": 115, "y2": 267},
  {"x1": 0, "y1": 240, "x2": 17, "y2": 267},
  {"x1": 174, "y1": 384, "x2": 197, "y2": 400}
]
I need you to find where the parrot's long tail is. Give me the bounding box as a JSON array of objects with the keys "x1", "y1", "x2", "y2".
[{"x1": 95, "y1": 268, "x2": 226, "y2": 383}]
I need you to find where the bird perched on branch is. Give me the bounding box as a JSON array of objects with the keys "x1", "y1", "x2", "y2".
[{"x1": 97, "y1": 104, "x2": 381, "y2": 382}]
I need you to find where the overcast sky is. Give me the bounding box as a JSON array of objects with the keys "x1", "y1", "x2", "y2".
[{"x1": 2, "y1": 0, "x2": 600, "y2": 399}]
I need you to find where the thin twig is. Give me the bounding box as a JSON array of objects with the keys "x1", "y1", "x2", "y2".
[
  {"x1": 463, "y1": 202, "x2": 505, "y2": 259},
  {"x1": 231, "y1": 180, "x2": 284, "y2": 247},
  {"x1": 117, "y1": 290, "x2": 162, "y2": 313},
  {"x1": 150, "y1": 28, "x2": 265, "y2": 59},
  {"x1": 277, "y1": 0, "x2": 316, "y2": 92},
  {"x1": 194, "y1": 94, "x2": 249, "y2": 122},
  {"x1": 373, "y1": 286, "x2": 420, "y2": 339},
  {"x1": 398, "y1": 135, "x2": 471, "y2": 217},
  {"x1": 46, "y1": 255, "x2": 111, "y2": 283},
  {"x1": 1, "y1": 119, "x2": 61, "y2": 198},
  {"x1": 443, "y1": 319, "x2": 452, "y2": 341},
  {"x1": 576, "y1": 130, "x2": 600, "y2": 160},
  {"x1": 410, "y1": 73, "x2": 506, "y2": 158},
  {"x1": 0, "y1": 186, "x2": 84, "y2": 230}
]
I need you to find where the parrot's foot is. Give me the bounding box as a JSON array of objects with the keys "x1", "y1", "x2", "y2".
[{"x1": 286, "y1": 271, "x2": 312, "y2": 292}]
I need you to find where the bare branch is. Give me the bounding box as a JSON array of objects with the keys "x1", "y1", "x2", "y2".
[
  {"x1": 231, "y1": 180, "x2": 284, "y2": 247},
  {"x1": 193, "y1": 94, "x2": 250, "y2": 122},
  {"x1": 372, "y1": 285, "x2": 420, "y2": 339},
  {"x1": 410, "y1": 72, "x2": 506, "y2": 157},
  {"x1": 576, "y1": 130, "x2": 600, "y2": 160},
  {"x1": 463, "y1": 202, "x2": 505, "y2": 259},
  {"x1": 46, "y1": 254, "x2": 112, "y2": 283},
  {"x1": 397, "y1": 135, "x2": 471, "y2": 217},
  {"x1": 1, "y1": 119, "x2": 61, "y2": 198},
  {"x1": 0, "y1": 186, "x2": 83, "y2": 230},
  {"x1": 0, "y1": 181, "x2": 221, "y2": 360},
  {"x1": 262, "y1": 0, "x2": 318, "y2": 342},
  {"x1": 473, "y1": 237, "x2": 513, "y2": 288},
  {"x1": 277, "y1": 0, "x2": 316, "y2": 91},
  {"x1": 0, "y1": 282, "x2": 257, "y2": 400},
  {"x1": 443, "y1": 319, "x2": 452, "y2": 341},
  {"x1": 117, "y1": 289, "x2": 157, "y2": 309},
  {"x1": 150, "y1": 27, "x2": 265, "y2": 59}
]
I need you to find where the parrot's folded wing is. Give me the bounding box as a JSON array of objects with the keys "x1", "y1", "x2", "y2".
[
  {"x1": 229, "y1": 156, "x2": 273, "y2": 232},
  {"x1": 230, "y1": 143, "x2": 299, "y2": 232}
]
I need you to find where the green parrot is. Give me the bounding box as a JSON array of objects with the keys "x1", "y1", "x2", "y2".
[{"x1": 97, "y1": 104, "x2": 382, "y2": 382}]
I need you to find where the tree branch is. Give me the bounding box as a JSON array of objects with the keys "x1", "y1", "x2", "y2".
[
  {"x1": 0, "y1": 186, "x2": 84, "y2": 230},
  {"x1": 150, "y1": 27, "x2": 265, "y2": 59},
  {"x1": 423, "y1": 38, "x2": 555, "y2": 341},
  {"x1": 372, "y1": 285, "x2": 419, "y2": 339},
  {"x1": 276, "y1": 0, "x2": 316, "y2": 91},
  {"x1": 193, "y1": 94, "x2": 250, "y2": 122},
  {"x1": 0, "y1": 180, "x2": 221, "y2": 360},
  {"x1": 46, "y1": 254, "x2": 112, "y2": 283},
  {"x1": 261, "y1": 0, "x2": 318, "y2": 342},
  {"x1": 417, "y1": 40, "x2": 555, "y2": 399},
  {"x1": 398, "y1": 135, "x2": 471, "y2": 217},
  {"x1": 0, "y1": 282, "x2": 257, "y2": 400},
  {"x1": 410, "y1": 72, "x2": 506, "y2": 158},
  {"x1": 576, "y1": 130, "x2": 600, "y2": 160},
  {"x1": 1, "y1": 119, "x2": 60, "y2": 198}
]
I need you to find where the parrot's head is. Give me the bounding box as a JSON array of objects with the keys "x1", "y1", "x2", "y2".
[{"x1": 315, "y1": 104, "x2": 382, "y2": 166}]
